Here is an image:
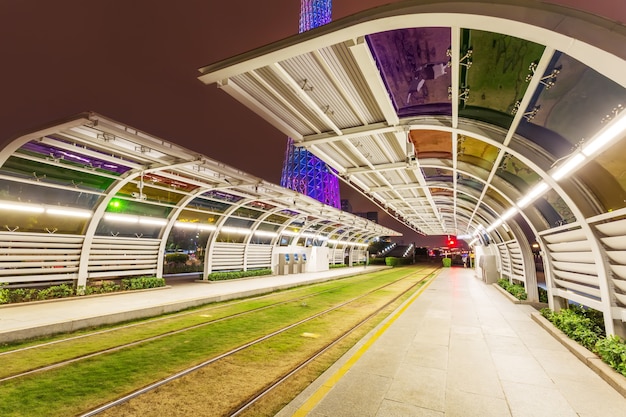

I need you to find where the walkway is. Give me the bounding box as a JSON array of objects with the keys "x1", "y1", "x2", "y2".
[
  {"x1": 0, "y1": 266, "x2": 385, "y2": 343},
  {"x1": 278, "y1": 266, "x2": 626, "y2": 417}
]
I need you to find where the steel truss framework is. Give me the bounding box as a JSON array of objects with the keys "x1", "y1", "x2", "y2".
[{"x1": 198, "y1": 1, "x2": 626, "y2": 336}]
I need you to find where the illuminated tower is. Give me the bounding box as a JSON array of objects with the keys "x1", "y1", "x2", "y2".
[{"x1": 280, "y1": 0, "x2": 340, "y2": 208}]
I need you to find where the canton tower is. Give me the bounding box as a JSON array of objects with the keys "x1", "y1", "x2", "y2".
[{"x1": 280, "y1": 0, "x2": 341, "y2": 209}]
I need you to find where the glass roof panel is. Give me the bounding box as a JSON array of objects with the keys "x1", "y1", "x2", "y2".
[
  {"x1": 517, "y1": 52, "x2": 626, "y2": 159},
  {"x1": 573, "y1": 148, "x2": 626, "y2": 214},
  {"x1": 2, "y1": 156, "x2": 116, "y2": 192},
  {"x1": 457, "y1": 135, "x2": 499, "y2": 173},
  {"x1": 0, "y1": 179, "x2": 99, "y2": 209},
  {"x1": 495, "y1": 153, "x2": 541, "y2": 193},
  {"x1": 589, "y1": 133, "x2": 626, "y2": 212},
  {"x1": 541, "y1": 189, "x2": 575, "y2": 228},
  {"x1": 459, "y1": 29, "x2": 545, "y2": 130},
  {"x1": 366, "y1": 27, "x2": 452, "y2": 118},
  {"x1": 410, "y1": 129, "x2": 452, "y2": 159},
  {"x1": 176, "y1": 209, "x2": 220, "y2": 225},
  {"x1": 20, "y1": 140, "x2": 132, "y2": 175}
]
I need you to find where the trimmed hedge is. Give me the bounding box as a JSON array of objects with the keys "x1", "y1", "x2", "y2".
[
  {"x1": 442, "y1": 258, "x2": 452, "y2": 267},
  {"x1": 0, "y1": 276, "x2": 166, "y2": 305},
  {"x1": 121, "y1": 277, "x2": 166, "y2": 290},
  {"x1": 207, "y1": 269, "x2": 272, "y2": 281},
  {"x1": 385, "y1": 257, "x2": 412, "y2": 267}
]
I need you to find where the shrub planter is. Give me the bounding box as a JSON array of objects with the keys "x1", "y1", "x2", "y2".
[
  {"x1": 492, "y1": 283, "x2": 522, "y2": 304},
  {"x1": 531, "y1": 312, "x2": 626, "y2": 399}
]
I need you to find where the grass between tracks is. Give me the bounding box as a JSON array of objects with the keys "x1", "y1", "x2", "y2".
[{"x1": 0, "y1": 266, "x2": 437, "y2": 417}]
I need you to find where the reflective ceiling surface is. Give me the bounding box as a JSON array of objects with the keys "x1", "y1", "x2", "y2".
[{"x1": 198, "y1": 1, "x2": 626, "y2": 244}]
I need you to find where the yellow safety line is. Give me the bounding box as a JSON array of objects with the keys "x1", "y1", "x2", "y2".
[{"x1": 292, "y1": 271, "x2": 439, "y2": 416}]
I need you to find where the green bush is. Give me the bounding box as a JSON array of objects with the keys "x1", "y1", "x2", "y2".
[
  {"x1": 596, "y1": 335, "x2": 626, "y2": 377},
  {"x1": 165, "y1": 253, "x2": 189, "y2": 264},
  {"x1": 442, "y1": 258, "x2": 452, "y2": 267},
  {"x1": 369, "y1": 257, "x2": 386, "y2": 265},
  {"x1": 36, "y1": 284, "x2": 74, "y2": 300},
  {"x1": 538, "y1": 286, "x2": 548, "y2": 303},
  {"x1": 207, "y1": 268, "x2": 272, "y2": 281},
  {"x1": 540, "y1": 306, "x2": 603, "y2": 351},
  {"x1": 329, "y1": 263, "x2": 347, "y2": 269},
  {"x1": 121, "y1": 277, "x2": 166, "y2": 290},
  {"x1": 385, "y1": 257, "x2": 398, "y2": 267},
  {"x1": 497, "y1": 279, "x2": 527, "y2": 300},
  {"x1": 0, "y1": 284, "x2": 9, "y2": 304},
  {"x1": 385, "y1": 257, "x2": 412, "y2": 267},
  {"x1": 540, "y1": 306, "x2": 626, "y2": 376}
]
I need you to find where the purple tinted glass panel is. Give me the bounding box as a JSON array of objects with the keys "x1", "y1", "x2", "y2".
[
  {"x1": 366, "y1": 28, "x2": 452, "y2": 118},
  {"x1": 20, "y1": 141, "x2": 132, "y2": 175}
]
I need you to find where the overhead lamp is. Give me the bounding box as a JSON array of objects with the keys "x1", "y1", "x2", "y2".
[
  {"x1": 501, "y1": 207, "x2": 517, "y2": 221},
  {"x1": 582, "y1": 113, "x2": 626, "y2": 157},
  {"x1": 221, "y1": 226, "x2": 250, "y2": 235},
  {"x1": 46, "y1": 207, "x2": 92, "y2": 218},
  {"x1": 517, "y1": 182, "x2": 549, "y2": 209},
  {"x1": 551, "y1": 153, "x2": 586, "y2": 181},
  {"x1": 104, "y1": 213, "x2": 138, "y2": 223},
  {"x1": 486, "y1": 219, "x2": 502, "y2": 232},
  {"x1": 254, "y1": 230, "x2": 278, "y2": 238},
  {"x1": 197, "y1": 224, "x2": 217, "y2": 231},
  {"x1": 174, "y1": 222, "x2": 199, "y2": 230},
  {"x1": 174, "y1": 221, "x2": 216, "y2": 231},
  {"x1": 0, "y1": 201, "x2": 45, "y2": 213},
  {"x1": 139, "y1": 217, "x2": 167, "y2": 226}
]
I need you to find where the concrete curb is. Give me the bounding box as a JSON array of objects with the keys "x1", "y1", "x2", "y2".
[
  {"x1": 0, "y1": 268, "x2": 384, "y2": 344},
  {"x1": 530, "y1": 312, "x2": 626, "y2": 399},
  {"x1": 492, "y1": 283, "x2": 522, "y2": 304}
]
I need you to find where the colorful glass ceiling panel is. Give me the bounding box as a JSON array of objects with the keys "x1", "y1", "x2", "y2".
[
  {"x1": 575, "y1": 156, "x2": 626, "y2": 213},
  {"x1": 518, "y1": 52, "x2": 626, "y2": 158},
  {"x1": 459, "y1": 29, "x2": 544, "y2": 130},
  {"x1": 591, "y1": 135, "x2": 626, "y2": 212},
  {"x1": 409, "y1": 129, "x2": 452, "y2": 159},
  {"x1": 366, "y1": 27, "x2": 452, "y2": 118},
  {"x1": 457, "y1": 135, "x2": 499, "y2": 173},
  {"x1": 2, "y1": 156, "x2": 115, "y2": 192},
  {"x1": 20, "y1": 140, "x2": 132, "y2": 175},
  {"x1": 495, "y1": 153, "x2": 541, "y2": 193}
]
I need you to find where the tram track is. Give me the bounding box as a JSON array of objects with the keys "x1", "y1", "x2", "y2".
[
  {"x1": 79, "y1": 268, "x2": 438, "y2": 417},
  {"x1": 0, "y1": 266, "x2": 438, "y2": 417},
  {"x1": 0, "y1": 267, "x2": 424, "y2": 383}
]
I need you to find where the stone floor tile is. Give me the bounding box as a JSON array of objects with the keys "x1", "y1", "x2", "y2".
[
  {"x1": 385, "y1": 365, "x2": 447, "y2": 411},
  {"x1": 376, "y1": 400, "x2": 444, "y2": 417},
  {"x1": 444, "y1": 389, "x2": 512, "y2": 417},
  {"x1": 502, "y1": 380, "x2": 578, "y2": 417}
]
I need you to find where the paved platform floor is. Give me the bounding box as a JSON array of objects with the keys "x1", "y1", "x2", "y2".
[
  {"x1": 278, "y1": 267, "x2": 626, "y2": 417},
  {"x1": 0, "y1": 266, "x2": 386, "y2": 343}
]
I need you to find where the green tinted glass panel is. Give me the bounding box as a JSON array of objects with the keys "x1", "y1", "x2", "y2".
[
  {"x1": 460, "y1": 29, "x2": 544, "y2": 129},
  {"x1": 495, "y1": 153, "x2": 541, "y2": 193}
]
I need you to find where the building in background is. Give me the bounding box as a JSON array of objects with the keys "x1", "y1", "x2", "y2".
[
  {"x1": 354, "y1": 211, "x2": 379, "y2": 224},
  {"x1": 340, "y1": 199, "x2": 353, "y2": 213},
  {"x1": 280, "y1": 0, "x2": 341, "y2": 209}
]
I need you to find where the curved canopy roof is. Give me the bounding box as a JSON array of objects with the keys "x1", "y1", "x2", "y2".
[{"x1": 198, "y1": 1, "x2": 626, "y2": 244}]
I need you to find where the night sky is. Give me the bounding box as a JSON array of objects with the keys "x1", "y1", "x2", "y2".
[{"x1": 1, "y1": 0, "x2": 620, "y2": 247}]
